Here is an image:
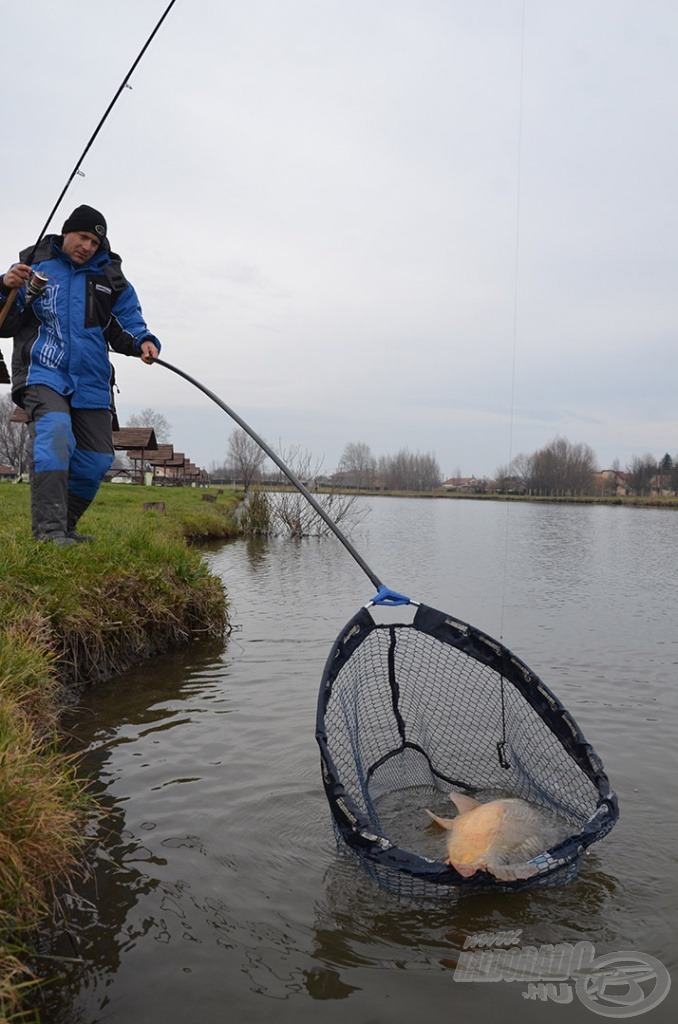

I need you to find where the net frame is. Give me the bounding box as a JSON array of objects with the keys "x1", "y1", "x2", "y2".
[{"x1": 316, "y1": 601, "x2": 618, "y2": 898}]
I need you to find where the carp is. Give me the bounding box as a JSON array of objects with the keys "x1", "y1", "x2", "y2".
[{"x1": 426, "y1": 791, "x2": 566, "y2": 881}]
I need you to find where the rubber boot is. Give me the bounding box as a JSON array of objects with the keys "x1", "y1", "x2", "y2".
[
  {"x1": 66, "y1": 492, "x2": 95, "y2": 543},
  {"x1": 31, "y1": 469, "x2": 69, "y2": 540},
  {"x1": 46, "y1": 534, "x2": 78, "y2": 547}
]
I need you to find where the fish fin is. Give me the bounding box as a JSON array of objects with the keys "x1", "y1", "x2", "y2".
[
  {"x1": 490, "y1": 861, "x2": 540, "y2": 882},
  {"x1": 448, "y1": 791, "x2": 481, "y2": 816},
  {"x1": 425, "y1": 809, "x2": 456, "y2": 831}
]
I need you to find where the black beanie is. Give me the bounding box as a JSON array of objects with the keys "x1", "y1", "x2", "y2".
[{"x1": 61, "y1": 205, "x2": 107, "y2": 244}]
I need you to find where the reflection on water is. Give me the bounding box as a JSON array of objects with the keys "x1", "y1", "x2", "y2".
[{"x1": 33, "y1": 499, "x2": 677, "y2": 1023}]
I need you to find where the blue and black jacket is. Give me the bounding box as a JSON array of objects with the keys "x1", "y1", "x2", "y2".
[{"x1": 0, "y1": 234, "x2": 160, "y2": 410}]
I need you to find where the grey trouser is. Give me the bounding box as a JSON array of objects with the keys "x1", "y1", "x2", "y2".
[{"x1": 23, "y1": 385, "x2": 114, "y2": 539}]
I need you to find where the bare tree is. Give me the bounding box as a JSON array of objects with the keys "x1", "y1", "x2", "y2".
[
  {"x1": 126, "y1": 407, "x2": 171, "y2": 443},
  {"x1": 519, "y1": 437, "x2": 597, "y2": 496},
  {"x1": 563, "y1": 439, "x2": 598, "y2": 495},
  {"x1": 494, "y1": 451, "x2": 532, "y2": 491},
  {"x1": 269, "y1": 445, "x2": 369, "y2": 537},
  {"x1": 0, "y1": 393, "x2": 29, "y2": 474},
  {"x1": 227, "y1": 428, "x2": 268, "y2": 491},
  {"x1": 529, "y1": 443, "x2": 560, "y2": 495},
  {"x1": 337, "y1": 441, "x2": 377, "y2": 488},
  {"x1": 625, "y1": 454, "x2": 657, "y2": 496},
  {"x1": 378, "y1": 449, "x2": 442, "y2": 491}
]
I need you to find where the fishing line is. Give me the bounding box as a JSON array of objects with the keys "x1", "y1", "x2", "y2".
[
  {"x1": 499, "y1": 0, "x2": 527, "y2": 643},
  {"x1": 0, "y1": 3, "x2": 618, "y2": 900},
  {"x1": 150, "y1": 7, "x2": 616, "y2": 897},
  {"x1": 153, "y1": 357, "x2": 618, "y2": 896},
  {"x1": 151, "y1": 356, "x2": 619, "y2": 898},
  {"x1": 0, "y1": 0, "x2": 179, "y2": 333},
  {"x1": 154, "y1": 357, "x2": 409, "y2": 602},
  {"x1": 32, "y1": 0, "x2": 179, "y2": 255}
]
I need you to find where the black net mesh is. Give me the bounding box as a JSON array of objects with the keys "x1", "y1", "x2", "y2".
[{"x1": 316, "y1": 602, "x2": 618, "y2": 898}]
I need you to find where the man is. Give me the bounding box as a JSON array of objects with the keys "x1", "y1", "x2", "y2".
[{"x1": 0, "y1": 204, "x2": 160, "y2": 546}]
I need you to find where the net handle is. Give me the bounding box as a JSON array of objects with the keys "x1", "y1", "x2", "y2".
[{"x1": 153, "y1": 357, "x2": 393, "y2": 593}]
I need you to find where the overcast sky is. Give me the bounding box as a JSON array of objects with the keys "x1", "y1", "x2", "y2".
[{"x1": 2, "y1": 1, "x2": 677, "y2": 478}]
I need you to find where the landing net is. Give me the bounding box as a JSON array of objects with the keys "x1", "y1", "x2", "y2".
[{"x1": 316, "y1": 601, "x2": 618, "y2": 898}]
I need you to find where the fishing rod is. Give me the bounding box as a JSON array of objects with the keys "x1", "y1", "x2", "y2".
[
  {"x1": 0, "y1": 0, "x2": 179, "y2": 332},
  {"x1": 154, "y1": 357, "x2": 409, "y2": 605}
]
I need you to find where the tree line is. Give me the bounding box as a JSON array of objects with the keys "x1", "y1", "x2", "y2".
[
  {"x1": 336, "y1": 441, "x2": 442, "y2": 491},
  {"x1": 496, "y1": 438, "x2": 598, "y2": 497},
  {"x1": 497, "y1": 438, "x2": 678, "y2": 497},
  {"x1": 2, "y1": 396, "x2": 678, "y2": 498},
  {"x1": 195, "y1": 434, "x2": 678, "y2": 498},
  {"x1": 211, "y1": 434, "x2": 444, "y2": 492}
]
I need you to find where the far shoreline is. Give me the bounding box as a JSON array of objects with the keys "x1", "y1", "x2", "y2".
[{"x1": 253, "y1": 484, "x2": 678, "y2": 510}]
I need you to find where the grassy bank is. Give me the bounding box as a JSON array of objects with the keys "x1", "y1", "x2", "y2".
[{"x1": 0, "y1": 483, "x2": 240, "y2": 1022}]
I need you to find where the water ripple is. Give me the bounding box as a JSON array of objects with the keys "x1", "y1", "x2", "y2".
[{"x1": 37, "y1": 498, "x2": 678, "y2": 1024}]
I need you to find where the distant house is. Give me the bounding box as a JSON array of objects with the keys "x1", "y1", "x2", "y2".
[
  {"x1": 494, "y1": 476, "x2": 527, "y2": 495},
  {"x1": 146, "y1": 445, "x2": 208, "y2": 486},
  {"x1": 107, "y1": 457, "x2": 135, "y2": 484},
  {"x1": 0, "y1": 464, "x2": 18, "y2": 481},
  {"x1": 593, "y1": 470, "x2": 630, "y2": 497},
  {"x1": 649, "y1": 472, "x2": 676, "y2": 497},
  {"x1": 442, "y1": 476, "x2": 483, "y2": 492},
  {"x1": 149, "y1": 451, "x2": 189, "y2": 485},
  {"x1": 329, "y1": 470, "x2": 363, "y2": 489}
]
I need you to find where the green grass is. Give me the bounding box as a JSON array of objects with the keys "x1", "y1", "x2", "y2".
[
  {"x1": 1, "y1": 484, "x2": 241, "y2": 683},
  {"x1": 0, "y1": 482, "x2": 241, "y2": 1021}
]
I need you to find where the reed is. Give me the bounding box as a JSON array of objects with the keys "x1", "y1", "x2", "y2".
[{"x1": 0, "y1": 482, "x2": 240, "y2": 1021}]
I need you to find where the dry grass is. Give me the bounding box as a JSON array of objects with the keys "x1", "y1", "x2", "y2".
[
  {"x1": 0, "y1": 482, "x2": 239, "y2": 1021},
  {"x1": 0, "y1": 625, "x2": 86, "y2": 1023}
]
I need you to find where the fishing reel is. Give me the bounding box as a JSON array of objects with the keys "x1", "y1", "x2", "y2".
[{"x1": 25, "y1": 270, "x2": 49, "y2": 307}]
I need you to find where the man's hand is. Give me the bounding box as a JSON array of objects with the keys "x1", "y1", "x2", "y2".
[
  {"x1": 140, "y1": 339, "x2": 159, "y2": 364},
  {"x1": 2, "y1": 264, "x2": 32, "y2": 290}
]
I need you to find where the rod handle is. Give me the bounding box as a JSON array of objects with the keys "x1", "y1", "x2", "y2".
[{"x1": 0, "y1": 287, "x2": 18, "y2": 331}]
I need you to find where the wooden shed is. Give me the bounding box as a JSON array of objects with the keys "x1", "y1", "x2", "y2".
[{"x1": 112, "y1": 427, "x2": 158, "y2": 482}]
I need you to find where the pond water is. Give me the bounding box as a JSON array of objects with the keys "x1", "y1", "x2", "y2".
[{"x1": 35, "y1": 497, "x2": 677, "y2": 1023}]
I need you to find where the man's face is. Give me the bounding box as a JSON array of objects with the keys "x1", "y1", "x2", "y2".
[{"x1": 62, "y1": 230, "x2": 101, "y2": 265}]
